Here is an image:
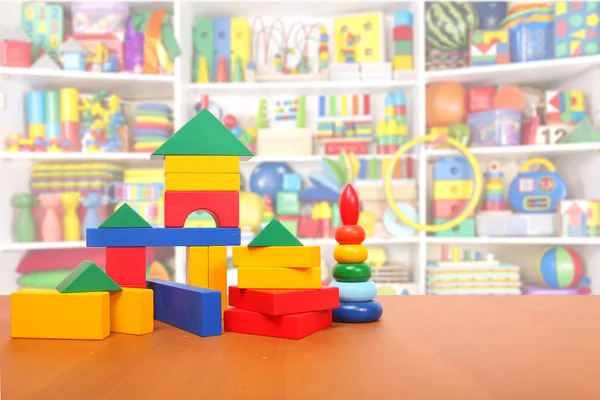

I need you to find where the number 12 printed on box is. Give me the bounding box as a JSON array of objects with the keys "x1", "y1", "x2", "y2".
[{"x1": 22, "y1": 5, "x2": 64, "y2": 61}]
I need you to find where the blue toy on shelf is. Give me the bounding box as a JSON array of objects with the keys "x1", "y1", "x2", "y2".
[{"x1": 508, "y1": 158, "x2": 567, "y2": 213}]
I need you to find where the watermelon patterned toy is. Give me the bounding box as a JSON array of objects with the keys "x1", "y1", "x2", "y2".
[{"x1": 425, "y1": 2, "x2": 480, "y2": 50}]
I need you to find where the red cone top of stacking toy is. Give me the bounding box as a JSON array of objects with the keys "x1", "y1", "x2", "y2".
[{"x1": 339, "y1": 184, "x2": 360, "y2": 226}]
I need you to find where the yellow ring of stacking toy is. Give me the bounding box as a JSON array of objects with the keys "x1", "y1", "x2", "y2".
[{"x1": 384, "y1": 134, "x2": 483, "y2": 233}]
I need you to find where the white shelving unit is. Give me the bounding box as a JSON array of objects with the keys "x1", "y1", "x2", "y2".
[{"x1": 1, "y1": 1, "x2": 600, "y2": 295}]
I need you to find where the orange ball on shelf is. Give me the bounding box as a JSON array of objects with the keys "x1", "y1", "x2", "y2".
[
  {"x1": 335, "y1": 225, "x2": 366, "y2": 245},
  {"x1": 426, "y1": 82, "x2": 467, "y2": 127}
]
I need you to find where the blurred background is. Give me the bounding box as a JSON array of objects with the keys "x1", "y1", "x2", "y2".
[{"x1": 0, "y1": 0, "x2": 599, "y2": 296}]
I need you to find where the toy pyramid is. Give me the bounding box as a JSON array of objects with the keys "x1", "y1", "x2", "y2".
[
  {"x1": 224, "y1": 219, "x2": 339, "y2": 339},
  {"x1": 329, "y1": 184, "x2": 383, "y2": 323}
]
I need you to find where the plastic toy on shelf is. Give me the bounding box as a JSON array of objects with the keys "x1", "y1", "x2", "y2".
[
  {"x1": 523, "y1": 246, "x2": 590, "y2": 295},
  {"x1": 392, "y1": 10, "x2": 413, "y2": 73},
  {"x1": 376, "y1": 90, "x2": 408, "y2": 155}
]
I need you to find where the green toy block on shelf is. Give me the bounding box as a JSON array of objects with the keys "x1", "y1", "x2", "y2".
[
  {"x1": 276, "y1": 192, "x2": 301, "y2": 216},
  {"x1": 248, "y1": 219, "x2": 303, "y2": 247},
  {"x1": 99, "y1": 203, "x2": 152, "y2": 229},
  {"x1": 56, "y1": 260, "x2": 122, "y2": 293},
  {"x1": 152, "y1": 109, "x2": 254, "y2": 159},
  {"x1": 280, "y1": 220, "x2": 299, "y2": 237},
  {"x1": 433, "y1": 218, "x2": 476, "y2": 238}
]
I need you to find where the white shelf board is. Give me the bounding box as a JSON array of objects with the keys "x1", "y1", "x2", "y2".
[
  {"x1": 426, "y1": 237, "x2": 600, "y2": 246},
  {"x1": 425, "y1": 143, "x2": 600, "y2": 159},
  {"x1": 0, "y1": 241, "x2": 87, "y2": 252},
  {"x1": 0, "y1": 67, "x2": 174, "y2": 100},
  {"x1": 187, "y1": 79, "x2": 416, "y2": 96},
  {"x1": 425, "y1": 55, "x2": 600, "y2": 85}
]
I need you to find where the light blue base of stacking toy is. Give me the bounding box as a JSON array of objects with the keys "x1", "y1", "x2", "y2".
[
  {"x1": 332, "y1": 300, "x2": 383, "y2": 323},
  {"x1": 329, "y1": 280, "x2": 377, "y2": 302}
]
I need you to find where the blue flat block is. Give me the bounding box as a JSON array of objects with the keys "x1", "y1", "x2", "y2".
[
  {"x1": 86, "y1": 227, "x2": 241, "y2": 247},
  {"x1": 329, "y1": 280, "x2": 377, "y2": 302},
  {"x1": 146, "y1": 278, "x2": 222, "y2": 337},
  {"x1": 332, "y1": 300, "x2": 383, "y2": 323},
  {"x1": 496, "y1": 43, "x2": 509, "y2": 53},
  {"x1": 433, "y1": 157, "x2": 474, "y2": 181}
]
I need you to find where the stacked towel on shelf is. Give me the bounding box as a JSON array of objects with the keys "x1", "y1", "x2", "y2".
[{"x1": 134, "y1": 103, "x2": 173, "y2": 153}]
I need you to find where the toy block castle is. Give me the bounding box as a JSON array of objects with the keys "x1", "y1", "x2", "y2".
[{"x1": 225, "y1": 219, "x2": 339, "y2": 339}]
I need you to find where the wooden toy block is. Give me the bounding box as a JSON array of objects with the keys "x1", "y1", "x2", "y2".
[
  {"x1": 187, "y1": 246, "x2": 208, "y2": 288},
  {"x1": 208, "y1": 246, "x2": 228, "y2": 317},
  {"x1": 233, "y1": 246, "x2": 320, "y2": 268},
  {"x1": 470, "y1": 30, "x2": 510, "y2": 66},
  {"x1": 110, "y1": 288, "x2": 154, "y2": 335},
  {"x1": 276, "y1": 192, "x2": 301, "y2": 215},
  {"x1": 99, "y1": 203, "x2": 152, "y2": 228},
  {"x1": 393, "y1": 26, "x2": 412, "y2": 41},
  {"x1": 468, "y1": 86, "x2": 496, "y2": 113},
  {"x1": 146, "y1": 278, "x2": 222, "y2": 337},
  {"x1": 230, "y1": 17, "x2": 250, "y2": 78},
  {"x1": 164, "y1": 155, "x2": 240, "y2": 174},
  {"x1": 11, "y1": 290, "x2": 109, "y2": 340},
  {"x1": 333, "y1": 13, "x2": 384, "y2": 63},
  {"x1": 224, "y1": 308, "x2": 332, "y2": 340},
  {"x1": 228, "y1": 285, "x2": 339, "y2": 316},
  {"x1": 545, "y1": 90, "x2": 586, "y2": 124},
  {"x1": 433, "y1": 180, "x2": 473, "y2": 200},
  {"x1": 164, "y1": 190, "x2": 239, "y2": 228},
  {"x1": 165, "y1": 173, "x2": 240, "y2": 192},
  {"x1": 394, "y1": 41, "x2": 412, "y2": 55},
  {"x1": 87, "y1": 227, "x2": 241, "y2": 247},
  {"x1": 194, "y1": 19, "x2": 214, "y2": 81},
  {"x1": 106, "y1": 247, "x2": 147, "y2": 288},
  {"x1": 392, "y1": 55, "x2": 412, "y2": 70},
  {"x1": 237, "y1": 267, "x2": 321, "y2": 289},
  {"x1": 56, "y1": 260, "x2": 121, "y2": 293},
  {"x1": 433, "y1": 218, "x2": 476, "y2": 237},
  {"x1": 248, "y1": 219, "x2": 303, "y2": 247},
  {"x1": 357, "y1": 182, "x2": 417, "y2": 201},
  {"x1": 213, "y1": 18, "x2": 231, "y2": 82},
  {"x1": 554, "y1": 1, "x2": 600, "y2": 58},
  {"x1": 433, "y1": 157, "x2": 474, "y2": 181},
  {"x1": 433, "y1": 199, "x2": 474, "y2": 219},
  {"x1": 256, "y1": 128, "x2": 313, "y2": 157},
  {"x1": 152, "y1": 109, "x2": 254, "y2": 159}
]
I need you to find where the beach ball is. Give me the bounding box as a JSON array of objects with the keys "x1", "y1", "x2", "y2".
[
  {"x1": 249, "y1": 162, "x2": 293, "y2": 203},
  {"x1": 537, "y1": 247, "x2": 584, "y2": 288}
]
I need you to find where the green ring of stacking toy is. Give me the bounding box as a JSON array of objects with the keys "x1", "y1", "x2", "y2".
[{"x1": 332, "y1": 263, "x2": 372, "y2": 282}]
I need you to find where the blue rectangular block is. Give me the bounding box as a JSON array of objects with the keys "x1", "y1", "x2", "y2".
[
  {"x1": 496, "y1": 43, "x2": 509, "y2": 54},
  {"x1": 146, "y1": 279, "x2": 222, "y2": 337},
  {"x1": 433, "y1": 157, "x2": 474, "y2": 181},
  {"x1": 213, "y1": 18, "x2": 231, "y2": 82},
  {"x1": 86, "y1": 227, "x2": 241, "y2": 247},
  {"x1": 282, "y1": 173, "x2": 302, "y2": 192}
]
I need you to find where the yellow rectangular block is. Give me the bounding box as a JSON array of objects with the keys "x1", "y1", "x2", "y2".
[
  {"x1": 208, "y1": 246, "x2": 228, "y2": 317},
  {"x1": 165, "y1": 173, "x2": 240, "y2": 191},
  {"x1": 10, "y1": 290, "x2": 109, "y2": 340},
  {"x1": 165, "y1": 156, "x2": 240, "y2": 174},
  {"x1": 393, "y1": 55, "x2": 413, "y2": 70},
  {"x1": 230, "y1": 18, "x2": 251, "y2": 78},
  {"x1": 187, "y1": 246, "x2": 208, "y2": 288},
  {"x1": 232, "y1": 246, "x2": 321, "y2": 268},
  {"x1": 238, "y1": 267, "x2": 322, "y2": 289},
  {"x1": 434, "y1": 180, "x2": 474, "y2": 200},
  {"x1": 110, "y1": 288, "x2": 154, "y2": 335}
]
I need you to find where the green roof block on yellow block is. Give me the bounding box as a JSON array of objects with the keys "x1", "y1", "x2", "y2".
[
  {"x1": 99, "y1": 203, "x2": 152, "y2": 229},
  {"x1": 152, "y1": 109, "x2": 254, "y2": 159},
  {"x1": 248, "y1": 219, "x2": 303, "y2": 247},
  {"x1": 56, "y1": 260, "x2": 122, "y2": 293}
]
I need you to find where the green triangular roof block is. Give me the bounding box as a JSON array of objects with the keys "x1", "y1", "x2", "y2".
[
  {"x1": 56, "y1": 260, "x2": 122, "y2": 293},
  {"x1": 151, "y1": 109, "x2": 254, "y2": 160},
  {"x1": 99, "y1": 203, "x2": 152, "y2": 228},
  {"x1": 248, "y1": 219, "x2": 303, "y2": 247},
  {"x1": 559, "y1": 116, "x2": 600, "y2": 144}
]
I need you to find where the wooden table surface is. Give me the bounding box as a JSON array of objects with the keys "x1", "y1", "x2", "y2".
[{"x1": 1, "y1": 295, "x2": 600, "y2": 400}]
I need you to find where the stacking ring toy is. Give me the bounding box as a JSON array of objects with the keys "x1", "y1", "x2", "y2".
[{"x1": 384, "y1": 134, "x2": 482, "y2": 233}]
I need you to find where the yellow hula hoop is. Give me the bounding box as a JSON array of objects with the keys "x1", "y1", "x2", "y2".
[{"x1": 384, "y1": 134, "x2": 483, "y2": 233}]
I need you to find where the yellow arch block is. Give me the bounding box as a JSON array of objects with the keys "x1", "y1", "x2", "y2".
[
  {"x1": 165, "y1": 156, "x2": 240, "y2": 174},
  {"x1": 165, "y1": 173, "x2": 240, "y2": 191},
  {"x1": 237, "y1": 267, "x2": 321, "y2": 289},
  {"x1": 232, "y1": 246, "x2": 321, "y2": 268}
]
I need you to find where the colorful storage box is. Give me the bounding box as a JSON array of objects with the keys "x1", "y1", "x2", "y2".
[
  {"x1": 554, "y1": 1, "x2": 600, "y2": 58},
  {"x1": 509, "y1": 21, "x2": 553, "y2": 62},
  {"x1": 71, "y1": 3, "x2": 130, "y2": 39},
  {"x1": 466, "y1": 109, "x2": 522, "y2": 147}
]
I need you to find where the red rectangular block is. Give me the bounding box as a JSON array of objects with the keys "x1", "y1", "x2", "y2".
[
  {"x1": 468, "y1": 86, "x2": 496, "y2": 113},
  {"x1": 393, "y1": 26, "x2": 413, "y2": 41},
  {"x1": 106, "y1": 247, "x2": 146, "y2": 288},
  {"x1": 433, "y1": 199, "x2": 474, "y2": 219},
  {"x1": 229, "y1": 286, "x2": 339, "y2": 316},
  {"x1": 224, "y1": 308, "x2": 332, "y2": 339}
]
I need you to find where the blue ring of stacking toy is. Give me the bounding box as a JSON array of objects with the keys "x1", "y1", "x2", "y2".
[
  {"x1": 329, "y1": 280, "x2": 377, "y2": 302},
  {"x1": 136, "y1": 103, "x2": 172, "y2": 112},
  {"x1": 332, "y1": 300, "x2": 383, "y2": 323}
]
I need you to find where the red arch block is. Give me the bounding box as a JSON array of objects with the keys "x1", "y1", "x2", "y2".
[{"x1": 164, "y1": 191, "x2": 239, "y2": 228}]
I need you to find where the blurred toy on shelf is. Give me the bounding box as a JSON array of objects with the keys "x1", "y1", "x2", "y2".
[
  {"x1": 475, "y1": 2, "x2": 507, "y2": 30},
  {"x1": 31, "y1": 54, "x2": 61, "y2": 69},
  {"x1": 71, "y1": 2, "x2": 129, "y2": 39},
  {"x1": 22, "y1": 4, "x2": 64, "y2": 61},
  {"x1": 1, "y1": 28, "x2": 33, "y2": 67},
  {"x1": 255, "y1": 95, "x2": 311, "y2": 157},
  {"x1": 59, "y1": 38, "x2": 89, "y2": 71},
  {"x1": 133, "y1": 103, "x2": 173, "y2": 153},
  {"x1": 392, "y1": 11, "x2": 413, "y2": 73},
  {"x1": 553, "y1": 1, "x2": 600, "y2": 59},
  {"x1": 12, "y1": 193, "x2": 37, "y2": 243},
  {"x1": 500, "y1": 3, "x2": 553, "y2": 63},
  {"x1": 376, "y1": 90, "x2": 408, "y2": 154},
  {"x1": 364, "y1": 247, "x2": 414, "y2": 295},
  {"x1": 469, "y1": 29, "x2": 510, "y2": 66},
  {"x1": 558, "y1": 200, "x2": 600, "y2": 238},
  {"x1": 330, "y1": 12, "x2": 391, "y2": 81},
  {"x1": 427, "y1": 246, "x2": 522, "y2": 295},
  {"x1": 523, "y1": 246, "x2": 589, "y2": 295},
  {"x1": 545, "y1": 90, "x2": 585, "y2": 124},
  {"x1": 80, "y1": 90, "x2": 128, "y2": 152},
  {"x1": 557, "y1": 116, "x2": 600, "y2": 143},
  {"x1": 317, "y1": 93, "x2": 373, "y2": 155}
]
